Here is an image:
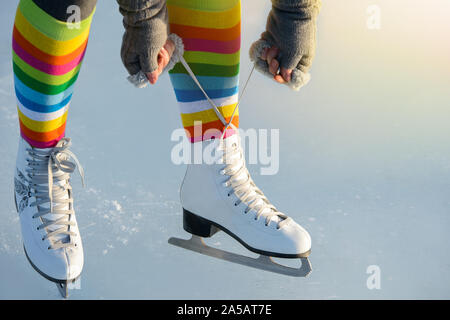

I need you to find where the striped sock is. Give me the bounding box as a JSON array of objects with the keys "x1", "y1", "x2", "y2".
[
  {"x1": 167, "y1": 0, "x2": 241, "y2": 143},
  {"x1": 12, "y1": 0, "x2": 95, "y2": 148}
]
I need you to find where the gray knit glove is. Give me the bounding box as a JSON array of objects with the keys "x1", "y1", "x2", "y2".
[
  {"x1": 249, "y1": 0, "x2": 321, "y2": 91},
  {"x1": 117, "y1": 0, "x2": 168, "y2": 75}
]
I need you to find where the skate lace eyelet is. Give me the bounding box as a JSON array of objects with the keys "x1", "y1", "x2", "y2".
[{"x1": 234, "y1": 202, "x2": 238, "y2": 206}]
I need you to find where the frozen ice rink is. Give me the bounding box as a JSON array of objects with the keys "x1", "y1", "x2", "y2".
[{"x1": 1, "y1": 0, "x2": 449, "y2": 299}]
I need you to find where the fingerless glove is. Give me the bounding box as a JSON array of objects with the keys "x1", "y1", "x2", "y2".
[
  {"x1": 117, "y1": 0, "x2": 168, "y2": 75},
  {"x1": 250, "y1": 0, "x2": 321, "y2": 91}
]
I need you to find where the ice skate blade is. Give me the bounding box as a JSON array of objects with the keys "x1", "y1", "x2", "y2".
[
  {"x1": 23, "y1": 246, "x2": 80, "y2": 299},
  {"x1": 56, "y1": 282, "x2": 68, "y2": 299},
  {"x1": 168, "y1": 235, "x2": 312, "y2": 277}
]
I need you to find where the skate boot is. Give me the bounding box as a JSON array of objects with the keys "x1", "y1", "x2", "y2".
[
  {"x1": 169, "y1": 133, "x2": 312, "y2": 276},
  {"x1": 168, "y1": 56, "x2": 312, "y2": 276},
  {"x1": 14, "y1": 137, "x2": 85, "y2": 297}
]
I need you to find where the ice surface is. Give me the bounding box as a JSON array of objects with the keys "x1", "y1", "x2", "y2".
[{"x1": 1, "y1": 0, "x2": 449, "y2": 299}]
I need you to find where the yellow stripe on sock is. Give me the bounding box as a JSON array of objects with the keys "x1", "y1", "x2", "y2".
[
  {"x1": 19, "y1": 0, "x2": 95, "y2": 41},
  {"x1": 180, "y1": 103, "x2": 238, "y2": 128},
  {"x1": 14, "y1": 7, "x2": 90, "y2": 56},
  {"x1": 167, "y1": 2, "x2": 240, "y2": 29},
  {"x1": 17, "y1": 106, "x2": 68, "y2": 132}
]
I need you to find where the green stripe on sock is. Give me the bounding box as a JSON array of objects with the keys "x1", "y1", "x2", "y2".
[
  {"x1": 13, "y1": 52, "x2": 81, "y2": 86},
  {"x1": 183, "y1": 51, "x2": 240, "y2": 66},
  {"x1": 19, "y1": 0, "x2": 94, "y2": 41},
  {"x1": 166, "y1": 0, "x2": 239, "y2": 12},
  {"x1": 13, "y1": 61, "x2": 79, "y2": 95}
]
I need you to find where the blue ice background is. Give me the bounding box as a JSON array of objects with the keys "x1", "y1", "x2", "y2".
[{"x1": 0, "y1": 0, "x2": 449, "y2": 299}]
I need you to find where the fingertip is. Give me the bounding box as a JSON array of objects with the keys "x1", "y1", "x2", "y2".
[
  {"x1": 266, "y1": 47, "x2": 275, "y2": 64},
  {"x1": 147, "y1": 72, "x2": 158, "y2": 85},
  {"x1": 274, "y1": 74, "x2": 285, "y2": 84},
  {"x1": 281, "y1": 68, "x2": 292, "y2": 82},
  {"x1": 269, "y1": 59, "x2": 279, "y2": 75},
  {"x1": 271, "y1": 59, "x2": 279, "y2": 68}
]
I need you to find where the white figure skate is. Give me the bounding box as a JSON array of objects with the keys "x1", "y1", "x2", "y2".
[
  {"x1": 168, "y1": 57, "x2": 312, "y2": 277},
  {"x1": 14, "y1": 137, "x2": 84, "y2": 298}
]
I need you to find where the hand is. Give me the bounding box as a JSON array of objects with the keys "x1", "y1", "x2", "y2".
[
  {"x1": 146, "y1": 39, "x2": 175, "y2": 85},
  {"x1": 260, "y1": 46, "x2": 292, "y2": 84},
  {"x1": 249, "y1": 0, "x2": 320, "y2": 91}
]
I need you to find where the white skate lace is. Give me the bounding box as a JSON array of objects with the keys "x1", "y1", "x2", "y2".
[
  {"x1": 25, "y1": 138, "x2": 84, "y2": 250},
  {"x1": 180, "y1": 56, "x2": 292, "y2": 229}
]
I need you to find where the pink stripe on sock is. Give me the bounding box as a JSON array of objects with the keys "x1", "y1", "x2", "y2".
[
  {"x1": 13, "y1": 38, "x2": 85, "y2": 76},
  {"x1": 21, "y1": 131, "x2": 64, "y2": 149},
  {"x1": 183, "y1": 36, "x2": 241, "y2": 55},
  {"x1": 188, "y1": 128, "x2": 237, "y2": 143}
]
